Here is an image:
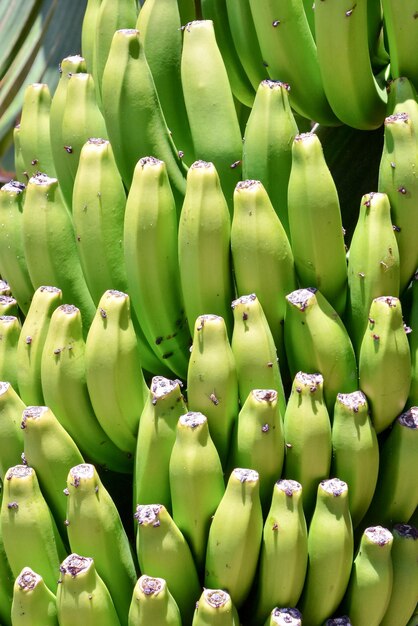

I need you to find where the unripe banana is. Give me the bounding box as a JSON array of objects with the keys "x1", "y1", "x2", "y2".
[
  {"x1": 408, "y1": 272, "x2": 418, "y2": 406},
  {"x1": 297, "y1": 478, "x2": 354, "y2": 626},
  {"x1": 0, "y1": 488, "x2": 13, "y2": 626},
  {"x1": 65, "y1": 463, "x2": 138, "y2": 626},
  {"x1": 284, "y1": 288, "x2": 358, "y2": 413},
  {"x1": 263, "y1": 608, "x2": 302, "y2": 626},
  {"x1": 0, "y1": 382, "x2": 25, "y2": 481},
  {"x1": 380, "y1": 524, "x2": 418, "y2": 626},
  {"x1": 16, "y1": 285, "x2": 62, "y2": 405},
  {"x1": 406, "y1": 608, "x2": 418, "y2": 626},
  {"x1": 128, "y1": 575, "x2": 182, "y2": 626},
  {"x1": 81, "y1": 0, "x2": 102, "y2": 75},
  {"x1": 11, "y1": 568, "x2": 58, "y2": 626},
  {"x1": 0, "y1": 316, "x2": 21, "y2": 391},
  {"x1": 204, "y1": 468, "x2": 264, "y2": 610},
  {"x1": 227, "y1": 389, "x2": 285, "y2": 514},
  {"x1": 381, "y1": 0, "x2": 418, "y2": 88},
  {"x1": 21, "y1": 405, "x2": 84, "y2": 536},
  {"x1": 340, "y1": 526, "x2": 394, "y2": 626},
  {"x1": 178, "y1": 160, "x2": 234, "y2": 337},
  {"x1": 18, "y1": 83, "x2": 56, "y2": 178},
  {"x1": 13, "y1": 124, "x2": 26, "y2": 184},
  {"x1": 192, "y1": 588, "x2": 240, "y2": 626},
  {"x1": 0, "y1": 465, "x2": 67, "y2": 592},
  {"x1": 134, "y1": 504, "x2": 201, "y2": 625},
  {"x1": 0, "y1": 180, "x2": 33, "y2": 315},
  {"x1": 249, "y1": 479, "x2": 308, "y2": 626},
  {"x1": 386, "y1": 76, "x2": 418, "y2": 126},
  {"x1": 0, "y1": 296, "x2": 18, "y2": 316},
  {"x1": 186, "y1": 314, "x2": 239, "y2": 467},
  {"x1": 0, "y1": 280, "x2": 11, "y2": 296},
  {"x1": 231, "y1": 294, "x2": 286, "y2": 417},
  {"x1": 134, "y1": 376, "x2": 188, "y2": 511},
  {"x1": 331, "y1": 391, "x2": 379, "y2": 528},
  {"x1": 56, "y1": 554, "x2": 121, "y2": 626},
  {"x1": 283, "y1": 372, "x2": 332, "y2": 522}
]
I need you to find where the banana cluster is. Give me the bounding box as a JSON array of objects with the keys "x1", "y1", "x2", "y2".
[{"x1": 0, "y1": 0, "x2": 417, "y2": 625}]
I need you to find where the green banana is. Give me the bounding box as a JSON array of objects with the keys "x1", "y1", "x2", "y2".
[
  {"x1": 231, "y1": 293, "x2": 286, "y2": 417},
  {"x1": 0, "y1": 180, "x2": 34, "y2": 315},
  {"x1": 263, "y1": 608, "x2": 302, "y2": 626},
  {"x1": 283, "y1": 288, "x2": 358, "y2": 413},
  {"x1": 204, "y1": 468, "x2": 264, "y2": 610},
  {"x1": 169, "y1": 411, "x2": 225, "y2": 573},
  {"x1": 0, "y1": 296, "x2": 18, "y2": 317},
  {"x1": 380, "y1": 524, "x2": 418, "y2": 626},
  {"x1": 21, "y1": 405, "x2": 84, "y2": 536},
  {"x1": 283, "y1": 372, "x2": 332, "y2": 522},
  {"x1": 13, "y1": 124, "x2": 27, "y2": 184},
  {"x1": 330, "y1": 391, "x2": 379, "y2": 529},
  {"x1": 241, "y1": 79, "x2": 299, "y2": 237},
  {"x1": 180, "y1": 19, "x2": 243, "y2": 206},
  {"x1": 101, "y1": 28, "x2": 187, "y2": 201},
  {"x1": 378, "y1": 112, "x2": 418, "y2": 294},
  {"x1": 56, "y1": 554, "x2": 121, "y2": 626},
  {"x1": 0, "y1": 280, "x2": 11, "y2": 296},
  {"x1": 134, "y1": 504, "x2": 202, "y2": 625},
  {"x1": 128, "y1": 575, "x2": 182, "y2": 626},
  {"x1": 186, "y1": 314, "x2": 239, "y2": 467},
  {"x1": 22, "y1": 173, "x2": 96, "y2": 329},
  {"x1": 381, "y1": 0, "x2": 418, "y2": 88},
  {"x1": 11, "y1": 568, "x2": 58, "y2": 626},
  {"x1": 0, "y1": 465, "x2": 67, "y2": 592},
  {"x1": 65, "y1": 463, "x2": 138, "y2": 626},
  {"x1": 406, "y1": 607, "x2": 418, "y2": 626},
  {"x1": 84, "y1": 290, "x2": 149, "y2": 455},
  {"x1": 297, "y1": 478, "x2": 354, "y2": 626},
  {"x1": 178, "y1": 159, "x2": 234, "y2": 336},
  {"x1": 340, "y1": 525, "x2": 394, "y2": 626},
  {"x1": 41, "y1": 303, "x2": 134, "y2": 473},
  {"x1": 227, "y1": 389, "x2": 285, "y2": 515},
  {"x1": 81, "y1": 0, "x2": 102, "y2": 75},
  {"x1": 408, "y1": 272, "x2": 418, "y2": 406},
  {"x1": 249, "y1": 479, "x2": 308, "y2": 626},
  {"x1": 314, "y1": 0, "x2": 388, "y2": 129},
  {"x1": 287, "y1": 131, "x2": 348, "y2": 317},
  {"x1": 0, "y1": 316, "x2": 21, "y2": 391},
  {"x1": 248, "y1": 0, "x2": 338, "y2": 126},
  {"x1": 123, "y1": 156, "x2": 191, "y2": 380},
  {"x1": 386, "y1": 76, "x2": 418, "y2": 125},
  {"x1": 0, "y1": 382, "x2": 25, "y2": 482},
  {"x1": 231, "y1": 178, "x2": 297, "y2": 364},
  {"x1": 0, "y1": 491, "x2": 13, "y2": 626},
  {"x1": 134, "y1": 376, "x2": 188, "y2": 512},
  {"x1": 192, "y1": 589, "x2": 240, "y2": 626}
]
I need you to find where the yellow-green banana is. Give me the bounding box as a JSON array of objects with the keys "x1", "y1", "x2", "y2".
[
  {"x1": 382, "y1": 0, "x2": 418, "y2": 88},
  {"x1": 81, "y1": 0, "x2": 102, "y2": 75},
  {"x1": 128, "y1": 575, "x2": 182, "y2": 626},
  {"x1": 263, "y1": 607, "x2": 302, "y2": 626},
  {"x1": 11, "y1": 568, "x2": 58, "y2": 626},
  {"x1": 0, "y1": 316, "x2": 21, "y2": 391},
  {"x1": 192, "y1": 589, "x2": 240, "y2": 626},
  {"x1": 0, "y1": 381, "x2": 25, "y2": 482},
  {"x1": 408, "y1": 272, "x2": 418, "y2": 406}
]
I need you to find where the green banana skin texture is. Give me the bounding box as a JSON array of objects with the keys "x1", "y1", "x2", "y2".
[
  {"x1": 41, "y1": 303, "x2": 133, "y2": 473},
  {"x1": 0, "y1": 181, "x2": 34, "y2": 315},
  {"x1": 227, "y1": 389, "x2": 285, "y2": 515},
  {"x1": 330, "y1": 391, "x2": 379, "y2": 529},
  {"x1": 0, "y1": 381, "x2": 25, "y2": 483},
  {"x1": 0, "y1": 497, "x2": 13, "y2": 626},
  {"x1": 241, "y1": 79, "x2": 299, "y2": 237},
  {"x1": 101, "y1": 28, "x2": 187, "y2": 201},
  {"x1": 381, "y1": 0, "x2": 418, "y2": 88},
  {"x1": 85, "y1": 290, "x2": 148, "y2": 455},
  {"x1": 124, "y1": 156, "x2": 191, "y2": 380},
  {"x1": 81, "y1": 0, "x2": 102, "y2": 75},
  {"x1": 297, "y1": 479, "x2": 354, "y2": 626},
  {"x1": 378, "y1": 112, "x2": 418, "y2": 293},
  {"x1": 345, "y1": 192, "x2": 401, "y2": 355},
  {"x1": 204, "y1": 468, "x2": 264, "y2": 610},
  {"x1": 231, "y1": 178, "x2": 297, "y2": 365},
  {"x1": 16, "y1": 285, "x2": 62, "y2": 406},
  {"x1": 11, "y1": 568, "x2": 58, "y2": 626},
  {"x1": 386, "y1": 76, "x2": 418, "y2": 126},
  {"x1": 0, "y1": 465, "x2": 67, "y2": 592},
  {"x1": 263, "y1": 607, "x2": 302, "y2": 626},
  {"x1": 180, "y1": 20, "x2": 243, "y2": 206},
  {"x1": 134, "y1": 376, "x2": 188, "y2": 512},
  {"x1": 134, "y1": 504, "x2": 202, "y2": 626},
  {"x1": 314, "y1": 0, "x2": 388, "y2": 129},
  {"x1": 192, "y1": 589, "x2": 240, "y2": 626},
  {"x1": 128, "y1": 575, "x2": 182, "y2": 626},
  {"x1": 186, "y1": 314, "x2": 239, "y2": 467},
  {"x1": 65, "y1": 463, "x2": 138, "y2": 626},
  {"x1": 340, "y1": 526, "x2": 394, "y2": 626},
  {"x1": 283, "y1": 288, "x2": 358, "y2": 413},
  {"x1": 248, "y1": 0, "x2": 339, "y2": 126},
  {"x1": 358, "y1": 296, "x2": 411, "y2": 434},
  {"x1": 136, "y1": 0, "x2": 195, "y2": 166},
  {"x1": 249, "y1": 480, "x2": 308, "y2": 626},
  {"x1": 407, "y1": 273, "x2": 418, "y2": 406},
  {"x1": 380, "y1": 524, "x2": 418, "y2": 626},
  {"x1": 283, "y1": 372, "x2": 332, "y2": 522},
  {"x1": 72, "y1": 138, "x2": 129, "y2": 306},
  {"x1": 20, "y1": 405, "x2": 84, "y2": 537},
  {"x1": 178, "y1": 160, "x2": 234, "y2": 337},
  {"x1": 13, "y1": 125, "x2": 26, "y2": 184},
  {"x1": 22, "y1": 174, "x2": 96, "y2": 329},
  {"x1": 231, "y1": 293, "x2": 286, "y2": 417},
  {"x1": 287, "y1": 131, "x2": 348, "y2": 317},
  {"x1": 0, "y1": 316, "x2": 21, "y2": 391},
  {"x1": 56, "y1": 554, "x2": 121, "y2": 626}
]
